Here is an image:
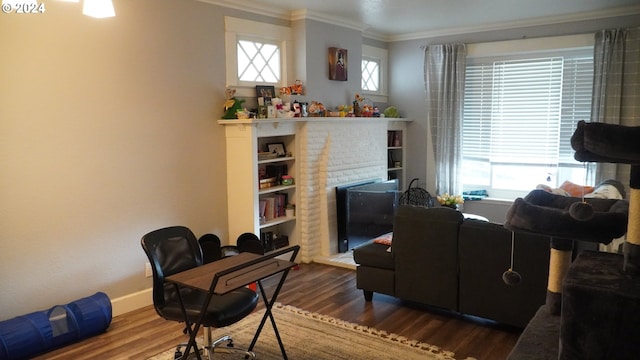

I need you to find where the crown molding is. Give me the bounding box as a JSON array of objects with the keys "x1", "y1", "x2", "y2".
[
  {"x1": 388, "y1": 4, "x2": 640, "y2": 42},
  {"x1": 289, "y1": 9, "x2": 366, "y2": 33},
  {"x1": 198, "y1": 1, "x2": 367, "y2": 33},
  {"x1": 196, "y1": 0, "x2": 291, "y2": 20},
  {"x1": 197, "y1": 1, "x2": 640, "y2": 43}
]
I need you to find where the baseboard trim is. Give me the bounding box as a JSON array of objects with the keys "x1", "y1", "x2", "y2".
[{"x1": 110, "y1": 288, "x2": 153, "y2": 317}]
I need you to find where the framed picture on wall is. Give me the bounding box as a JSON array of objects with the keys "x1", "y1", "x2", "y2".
[{"x1": 328, "y1": 47, "x2": 348, "y2": 81}]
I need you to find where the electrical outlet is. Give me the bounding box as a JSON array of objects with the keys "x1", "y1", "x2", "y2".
[{"x1": 145, "y1": 262, "x2": 152, "y2": 278}]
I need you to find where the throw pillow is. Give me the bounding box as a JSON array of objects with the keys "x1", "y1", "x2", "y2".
[{"x1": 372, "y1": 232, "x2": 393, "y2": 246}]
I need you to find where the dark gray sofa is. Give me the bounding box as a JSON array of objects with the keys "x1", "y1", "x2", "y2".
[{"x1": 353, "y1": 205, "x2": 551, "y2": 328}]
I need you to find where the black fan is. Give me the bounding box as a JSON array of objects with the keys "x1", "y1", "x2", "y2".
[{"x1": 399, "y1": 178, "x2": 434, "y2": 207}]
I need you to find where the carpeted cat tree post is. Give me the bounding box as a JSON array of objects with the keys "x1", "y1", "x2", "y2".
[
  {"x1": 572, "y1": 120, "x2": 640, "y2": 276},
  {"x1": 625, "y1": 167, "x2": 640, "y2": 273},
  {"x1": 563, "y1": 121, "x2": 640, "y2": 359},
  {"x1": 506, "y1": 120, "x2": 639, "y2": 359}
]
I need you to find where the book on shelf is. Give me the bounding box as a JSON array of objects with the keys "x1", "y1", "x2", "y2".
[
  {"x1": 261, "y1": 231, "x2": 274, "y2": 252},
  {"x1": 266, "y1": 164, "x2": 288, "y2": 184},
  {"x1": 259, "y1": 200, "x2": 267, "y2": 221},
  {"x1": 259, "y1": 176, "x2": 277, "y2": 189},
  {"x1": 260, "y1": 193, "x2": 288, "y2": 221},
  {"x1": 387, "y1": 131, "x2": 402, "y2": 147}
]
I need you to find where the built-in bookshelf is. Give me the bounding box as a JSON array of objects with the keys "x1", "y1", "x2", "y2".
[
  {"x1": 218, "y1": 119, "x2": 297, "y2": 254},
  {"x1": 387, "y1": 121, "x2": 407, "y2": 190}
]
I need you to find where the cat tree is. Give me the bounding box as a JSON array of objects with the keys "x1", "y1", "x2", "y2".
[{"x1": 505, "y1": 120, "x2": 639, "y2": 359}]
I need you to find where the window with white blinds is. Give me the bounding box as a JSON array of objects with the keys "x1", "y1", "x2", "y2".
[{"x1": 462, "y1": 52, "x2": 594, "y2": 197}]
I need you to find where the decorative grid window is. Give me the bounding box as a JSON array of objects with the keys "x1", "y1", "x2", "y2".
[
  {"x1": 237, "y1": 39, "x2": 281, "y2": 83},
  {"x1": 462, "y1": 52, "x2": 594, "y2": 198},
  {"x1": 361, "y1": 45, "x2": 388, "y2": 102},
  {"x1": 361, "y1": 58, "x2": 380, "y2": 91},
  {"x1": 225, "y1": 17, "x2": 291, "y2": 97}
]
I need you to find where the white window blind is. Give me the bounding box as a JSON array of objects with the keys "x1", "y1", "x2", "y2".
[
  {"x1": 559, "y1": 56, "x2": 594, "y2": 164},
  {"x1": 462, "y1": 52, "x2": 593, "y2": 195}
]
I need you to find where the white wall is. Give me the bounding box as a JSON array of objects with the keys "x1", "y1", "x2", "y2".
[
  {"x1": 0, "y1": 0, "x2": 233, "y2": 320},
  {"x1": 302, "y1": 19, "x2": 363, "y2": 108}
]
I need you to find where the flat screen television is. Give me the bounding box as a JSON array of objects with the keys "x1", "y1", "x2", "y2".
[{"x1": 335, "y1": 179, "x2": 399, "y2": 252}]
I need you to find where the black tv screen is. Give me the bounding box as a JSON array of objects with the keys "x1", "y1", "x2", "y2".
[{"x1": 335, "y1": 179, "x2": 399, "y2": 252}]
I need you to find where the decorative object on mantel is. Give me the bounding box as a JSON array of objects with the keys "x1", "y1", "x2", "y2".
[
  {"x1": 383, "y1": 106, "x2": 399, "y2": 118},
  {"x1": 307, "y1": 101, "x2": 326, "y2": 117},
  {"x1": 336, "y1": 104, "x2": 351, "y2": 117},
  {"x1": 256, "y1": 85, "x2": 276, "y2": 103},
  {"x1": 222, "y1": 88, "x2": 246, "y2": 119},
  {"x1": 437, "y1": 193, "x2": 464, "y2": 209},
  {"x1": 280, "y1": 80, "x2": 305, "y2": 96},
  {"x1": 328, "y1": 47, "x2": 348, "y2": 81},
  {"x1": 353, "y1": 93, "x2": 374, "y2": 117}
]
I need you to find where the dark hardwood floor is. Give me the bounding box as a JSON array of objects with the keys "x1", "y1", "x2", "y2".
[{"x1": 33, "y1": 263, "x2": 521, "y2": 360}]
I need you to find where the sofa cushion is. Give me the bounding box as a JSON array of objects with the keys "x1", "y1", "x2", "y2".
[
  {"x1": 393, "y1": 205, "x2": 464, "y2": 311},
  {"x1": 353, "y1": 241, "x2": 394, "y2": 270},
  {"x1": 458, "y1": 218, "x2": 550, "y2": 327}
]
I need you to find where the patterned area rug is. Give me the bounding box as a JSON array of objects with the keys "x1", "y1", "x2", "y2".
[{"x1": 148, "y1": 303, "x2": 474, "y2": 360}]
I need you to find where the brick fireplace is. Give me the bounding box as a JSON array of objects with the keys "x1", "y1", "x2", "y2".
[{"x1": 295, "y1": 119, "x2": 388, "y2": 263}]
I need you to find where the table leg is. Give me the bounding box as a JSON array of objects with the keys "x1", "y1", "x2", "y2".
[
  {"x1": 174, "y1": 284, "x2": 212, "y2": 360},
  {"x1": 247, "y1": 268, "x2": 292, "y2": 359}
]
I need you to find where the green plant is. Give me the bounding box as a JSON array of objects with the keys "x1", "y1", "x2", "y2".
[{"x1": 437, "y1": 193, "x2": 464, "y2": 207}]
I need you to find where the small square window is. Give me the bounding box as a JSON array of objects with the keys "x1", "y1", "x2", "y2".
[
  {"x1": 237, "y1": 39, "x2": 281, "y2": 83},
  {"x1": 361, "y1": 45, "x2": 387, "y2": 101},
  {"x1": 361, "y1": 59, "x2": 379, "y2": 91}
]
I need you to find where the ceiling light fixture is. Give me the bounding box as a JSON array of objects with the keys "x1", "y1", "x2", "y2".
[{"x1": 82, "y1": 0, "x2": 115, "y2": 18}]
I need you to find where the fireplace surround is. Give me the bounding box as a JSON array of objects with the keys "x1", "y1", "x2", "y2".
[{"x1": 219, "y1": 117, "x2": 410, "y2": 264}]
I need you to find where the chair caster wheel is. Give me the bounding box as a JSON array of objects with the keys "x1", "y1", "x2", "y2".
[
  {"x1": 174, "y1": 350, "x2": 182, "y2": 359},
  {"x1": 227, "y1": 339, "x2": 235, "y2": 348}
]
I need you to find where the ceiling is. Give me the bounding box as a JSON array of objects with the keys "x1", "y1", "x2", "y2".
[{"x1": 201, "y1": 0, "x2": 640, "y2": 41}]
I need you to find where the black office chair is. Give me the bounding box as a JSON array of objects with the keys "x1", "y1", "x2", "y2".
[
  {"x1": 141, "y1": 226, "x2": 258, "y2": 359},
  {"x1": 236, "y1": 232, "x2": 264, "y2": 255},
  {"x1": 198, "y1": 233, "x2": 222, "y2": 264},
  {"x1": 198, "y1": 232, "x2": 264, "y2": 262}
]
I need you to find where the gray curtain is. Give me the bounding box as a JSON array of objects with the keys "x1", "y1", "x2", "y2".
[
  {"x1": 424, "y1": 44, "x2": 466, "y2": 196},
  {"x1": 592, "y1": 28, "x2": 640, "y2": 188}
]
